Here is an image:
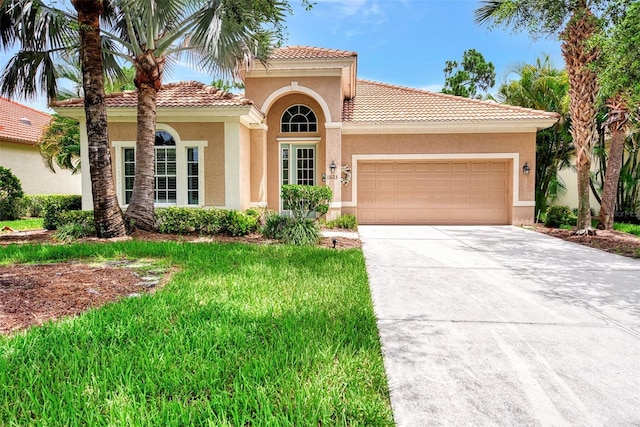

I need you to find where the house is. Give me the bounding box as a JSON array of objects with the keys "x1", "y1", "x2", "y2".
[
  {"x1": 0, "y1": 96, "x2": 81, "y2": 195},
  {"x1": 54, "y1": 46, "x2": 558, "y2": 225}
]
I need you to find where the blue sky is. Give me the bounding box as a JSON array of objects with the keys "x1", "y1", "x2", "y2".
[{"x1": 1, "y1": 0, "x2": 564, "y2": 112}]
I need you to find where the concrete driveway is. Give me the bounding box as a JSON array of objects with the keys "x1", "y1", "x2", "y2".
[{"x1": 360, "y1": 225, "x2": 640, "y2": 426}]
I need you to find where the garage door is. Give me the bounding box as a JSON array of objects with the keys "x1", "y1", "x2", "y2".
[{"x1": 357, "y1": 160, "x2": 511, "y2": 225}]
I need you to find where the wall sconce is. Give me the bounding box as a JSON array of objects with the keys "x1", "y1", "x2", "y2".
[
  {"x1": 523, "y1": 162, "x2": 530, "y2": 175},
  {"x1": 330, "y1": 160, "x2": 337, "y2": 174}
]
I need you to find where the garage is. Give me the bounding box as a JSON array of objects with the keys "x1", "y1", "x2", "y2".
[{"x1": 357, "y1": 159, "x2": 511, "y2": 225}]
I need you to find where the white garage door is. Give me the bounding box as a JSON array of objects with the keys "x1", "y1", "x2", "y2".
[{"x1": 357, "y1": 160, "x2": 511, "y2": 225}]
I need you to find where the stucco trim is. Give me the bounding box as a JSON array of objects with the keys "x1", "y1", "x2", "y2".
[
  {"x1": 342, "y1": 119, "x2": 557, "y2": 134},
  {"x1": 342, "y1": 153, "x2": 533, "y2": 208},
  {"x1": 325, "y1": 122, "x2": 342, "y2": 129},
  {"x1": 261, "y1": 82, "x2": 332, "y2": 123}
]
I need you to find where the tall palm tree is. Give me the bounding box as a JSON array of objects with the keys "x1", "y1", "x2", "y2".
[
  {"x1": 101, "y1": 0, "x2": 287, "y2": 231},
  {"x1": 596, "y1": 2, "x2": 640, "y2": 229},
  {"x1": 0, "y1": 0, "x2": 127, "y2": 238},
  {"x1": 497, "y1": 55, "x2": 572, "y2": 214},
  {"x1": 475, "y1": 0, "x2": 620, "y2": 234}
]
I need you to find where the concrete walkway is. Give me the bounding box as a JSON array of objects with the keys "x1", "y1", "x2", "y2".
[{"x1": 360, "y1": 225, "x2": 640, "y2": 426}]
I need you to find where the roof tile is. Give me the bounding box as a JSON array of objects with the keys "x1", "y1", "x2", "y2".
[
  {"x1": 53, "y1": 81, "x2": 254, "y2": 109},
  {"x1": 343, "y1": 80, "x2": 559, "y2": 123},
  {"x1": 0, "y1": 97, "x2": 51, "y2": 145},
  {"x1": 269, "y1": 46, "x2": 357, "y2": 61}
]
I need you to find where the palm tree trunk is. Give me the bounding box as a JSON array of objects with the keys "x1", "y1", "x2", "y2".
[
  {"x1": 124, "y1": 84, "x2": 157, "y2": 231},
  {"x1": 73, "y1": 0, "x2": 126, "y2": 238},
  {"x1": 124, "y1": 53, "x2": 165, "y2": 231},
  {"x1": 598, "y1": 96, "x2": 630, "y2": 230},
  {"x1": 561, "y1": 3, "x2": 599, "y2": 234}
]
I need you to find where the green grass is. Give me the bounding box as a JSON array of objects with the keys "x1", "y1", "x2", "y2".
[
  {"x1": 0, "y1": 217, "x2": 44, "y2": 231},
  {"x1": 614, "y1": 222, "x2": 640, "y2": 237},
  {"x1": 0, "y1": 241, "x2": 393, "y2": 426}
]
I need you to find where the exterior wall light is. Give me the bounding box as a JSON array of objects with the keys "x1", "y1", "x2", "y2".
[
  {"x1": 330, "y1": 160, "x2": 337, "y2": 174},
  {"x1": 523, "y1": 162, "x2": 530, "y2": 175}
]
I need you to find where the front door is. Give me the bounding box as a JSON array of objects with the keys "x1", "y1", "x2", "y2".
[{"x1": 280, "y1": 144, "x2": 316, "y2": 210}]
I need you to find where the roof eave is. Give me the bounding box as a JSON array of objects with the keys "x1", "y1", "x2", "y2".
[{"x1": 341, "y1": 118, "x2": 559, "y2": 135}]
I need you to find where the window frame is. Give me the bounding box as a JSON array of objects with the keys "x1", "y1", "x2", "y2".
[
  {"x1": 280, "y1": 104, "x2": 318, "y2": 133},
  {"x1": 113, "y1": 124, "x2": 207, "y2": 207}
]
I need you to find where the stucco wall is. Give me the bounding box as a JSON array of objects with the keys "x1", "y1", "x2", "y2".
[
  {"x1": 108, "y1": 121, "x2": 226, "y2": 206},
  {"x1": 341, "y1": 132, "x2": 537, "y2": 224},
  {"x1": 0, "y1": 140, "x2": 81, "y2": 195},
  {"x1": 245, "y1": 76, "x2": 343, "y2": 123}
]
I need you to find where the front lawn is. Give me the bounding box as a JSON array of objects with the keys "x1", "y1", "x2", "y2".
[
  {"x1": 0, "y1": 241, "x2": 393, "y2": 426},
  {"x1": 613, "y1": 222, "x2": 640, "y2": 237},
  {"x1": 0, "y1": 217, "x2": 44, "y2": 231}
]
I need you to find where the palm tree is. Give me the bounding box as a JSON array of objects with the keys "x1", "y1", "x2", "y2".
[
  {"x1": 101, "y1": 0, "x2": 288, "y2": 231},
  {"x1": 0, "y1": 0, "x2": 127, "y2": 238},
  {"x1": 497, "y1": 55, "x2": 573, "y2": 215},
  {"x1": 475, "y1": 0, "x2": 619, "y2": 234},
  {"x1": 595, "y1": 2, "x2": 640, "y2": 229}
]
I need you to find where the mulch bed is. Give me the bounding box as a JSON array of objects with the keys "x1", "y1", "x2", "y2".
[
  {"x1": 0, "y1": 261, "x2": 164, "y2": 336},
  {"x1": 532, "y1": 225, "x2": 640, "y2": 259}
]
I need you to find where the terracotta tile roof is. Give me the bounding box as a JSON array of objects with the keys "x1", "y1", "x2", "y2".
[
  {"x1": 343, "y1": 80, "x2": 559, "y2": 124},
  {"x1": 53, "y1": 81, "x2": 254, "y2": 109},
  {"x1": 0, "y1": 97, "x2": 51, "y2": 145},
  {"x1": 269, "y1": 46, "x2": 357, "y2": 61}
]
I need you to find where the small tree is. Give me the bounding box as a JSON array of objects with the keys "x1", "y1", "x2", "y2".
[
  {"x1": 38, "y1": 114, "x2": 81, "y2": 174},
  {"x1": 0, "y1": 166, "x2": 24, "y2": 220},
  {"x1": 441, "y1": 49, "x2": 496, "y2": 99},
  {"x1": 281, "y1": 184, "x2": 332, "y2": 221}
]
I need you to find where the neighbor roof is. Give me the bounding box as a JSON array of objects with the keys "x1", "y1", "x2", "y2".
[
  {"x1": 53, "y1": 81, "x2": 254, "y2": 109},
  {"x1": 0, "y1": 97, "x2": 51, "y2": 145},
  {"x1": 343, "y1": 80, "x2": 559, "y2": 124},
  {"x1": 269, "y1": 46, "x2": 357, "y2": 61}
]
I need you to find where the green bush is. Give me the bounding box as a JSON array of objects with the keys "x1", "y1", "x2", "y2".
[
  {"x1": 280, "y1": 218, "x2": 321, "y2": 246},
  {"x1": 262, "y1": 212, "x2": 293, "y2": 240},
  {"x1": 0, "y1": 166, "x2": 24, "y2": 220},
  {"x1": 52, "y1": 210, "x2": 95, "y2": 241},
  {"x1": 20, "y1": 195, "x2": 79, "y2": 218},
  {"x1": 223, "y1": 210, "x2": 258, "y2": 236},
  {"x1": 325, "y1": 214, "x2": 358, "y2": 231},
  {"x1": 155, "y1": 207, "x2": 257, "y2": 236},
  {"x1": 155, "y1": 207, "x2": 199, "y2": 234},
  {"x1": 281, "y1": 184, "x2": 332, "y2": 220},
  {"x1": 544, "y1": 205, "x2": 577, "y2": 228},
  {"x1": 42, "y1": 195, "x2": 83, "y2": 230}
]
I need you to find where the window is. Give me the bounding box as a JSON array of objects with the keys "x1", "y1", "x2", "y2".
[
  {"x1": 281, "y1": 105, "x2": 317, "y2": 133},
  {"x1": 117, "y1": 127, "x2": 205, "y2": 207}
]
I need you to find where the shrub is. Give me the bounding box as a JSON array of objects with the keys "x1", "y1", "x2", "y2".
[
  {"x1": 280, "y1": 218, "x2": 321, "y2": 246},
  {"x1": 544, "y1": 205, "x2": 577, "y2": 228},
  {"x1": 55, "y1": 216, "x2": 95, "y2": 240},
  {"x1": 0, "y1": 166, "x2": 24, "y2": 220},
  {"x1": 325, "y1": 214, "x2": 358, "y2": 231},
  {"x1": 155, "y1": 207, "x2": 199, "y2": 234},
  {"x1": 196, "y1": 209, "x2": 227, "y2": 235},
  {"x1": 42, "y1": 195, "x2": 83, "y2": 230},
  {"x1": 223, "y1": 210, "x2": 258, "y2": 236},
  {"x1": 261, "y1": 212, "x2": 293, "y2": 240},
  {"x1": 154, "y1": 207, "x2": 257, "y2": 236},
  {"x1": 52, "y1": 210, "x2": 95, "y2": 241},
  {"x1": 281, "y1": 184, "x2": 332, "y2": 221}
]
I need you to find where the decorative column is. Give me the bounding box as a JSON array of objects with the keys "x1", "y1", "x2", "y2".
[{"x1": 325, "y1": 122, "x2": 342, "y2": 220}]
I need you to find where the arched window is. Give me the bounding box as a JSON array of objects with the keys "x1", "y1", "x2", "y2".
[{"x1": 281, "y1": 105, "x2": 317, "y2": 133}]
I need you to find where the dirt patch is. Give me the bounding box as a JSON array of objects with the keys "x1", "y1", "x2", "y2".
[
  {"x1": 533, "y1": 225, "x2": 640, "y2": 259},
  {"x1": 0, "y1": 261, "x2": 166, "y2": 336}
]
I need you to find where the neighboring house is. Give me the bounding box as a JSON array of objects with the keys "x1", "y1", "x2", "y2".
[
  {"x1": 0, "y1": 96, "x2": 81, "y2": 195},
  {"x1": 54, "y1": 46, "x2": 557, "y2": 225}
]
